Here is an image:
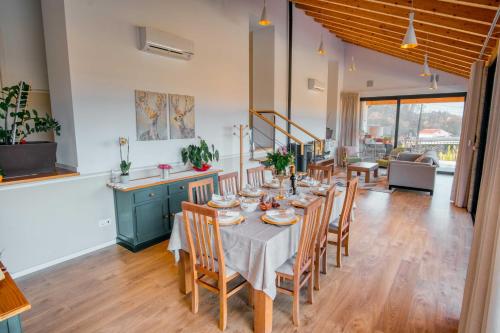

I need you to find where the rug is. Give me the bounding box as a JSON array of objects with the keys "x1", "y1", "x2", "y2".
[{"x1": 334, "y1": 168, "x2": 395, "y2": 194}]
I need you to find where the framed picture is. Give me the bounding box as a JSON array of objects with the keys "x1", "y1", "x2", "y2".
[
  {"x1": 169, "y1": 94, "x2": 195, "y2": 139},
  {"x1": 135, "y1": 90, "x2": 169, "y2": 141}
]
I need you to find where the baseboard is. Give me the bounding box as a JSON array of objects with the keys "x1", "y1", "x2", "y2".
[{"x1": 11, "y1": 240, "x2": 117, "y2": 279}]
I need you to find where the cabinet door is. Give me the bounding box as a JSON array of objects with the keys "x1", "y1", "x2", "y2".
[
  {"x1": 162, "y1": 199, "x2": 171, "y2": 234},
  {"x1": 135, "y1": 200, "x2": 166, "y2": 243},
  {"x1": 168, "y1": 190, "x2": 188, "y2": 227}
]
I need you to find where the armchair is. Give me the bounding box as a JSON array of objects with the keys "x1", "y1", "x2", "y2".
[
  {"x1": 340, "y1": 146, "x2": 362, "y2": 167},
  {"x1": 388, "y1": 152, "x2": 438, "y2": 195}
]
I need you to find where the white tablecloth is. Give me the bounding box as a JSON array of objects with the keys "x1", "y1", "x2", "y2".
[{"x1": 168, "y1": 187, "x2": 347, "y2": 299}]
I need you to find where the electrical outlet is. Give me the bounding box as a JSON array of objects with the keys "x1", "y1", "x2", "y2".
[{"x1": 98, "y1": 218, "x2": 112, "y2": 228}]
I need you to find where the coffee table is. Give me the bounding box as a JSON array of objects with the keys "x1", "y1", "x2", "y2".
[{"x1": 347, "y1": 162, "x2": 379, "y2": 183}]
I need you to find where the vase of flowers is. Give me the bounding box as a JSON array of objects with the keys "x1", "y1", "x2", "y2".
[
  {"x1": 181, "y1": 138, "x2": 220, "y2": 172},
  {"x1": 119, "y1": 137, "x2": 131, "y2": 183},
  {"x1": 158, "y1": 164, "x2": 172, "y2": 179},
  {"x1": 265, "y1": 146, "x2": 294, "y2": 200}
]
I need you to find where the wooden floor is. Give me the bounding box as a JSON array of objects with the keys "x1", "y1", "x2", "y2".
[{"x1": 17, "y1": 174, "x2": 472, "y2": 333}]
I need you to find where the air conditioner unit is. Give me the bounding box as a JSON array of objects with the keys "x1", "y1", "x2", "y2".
[
  {"x1": 138, "y1": 26, "x2": 194, "y2": 60},
  {"x1": 308, "y1": 78, "x2": 325, "y2": 92}
]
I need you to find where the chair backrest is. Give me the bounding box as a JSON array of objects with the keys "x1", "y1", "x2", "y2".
[
  {"x1": 307, "y1": 164, "x2": 332, "y2": 184},
  {"x1": 188, "y1": 178, "x2": 215, "y2": 205},
  {"x1": 218, "y1": 172, "x2": 239, "y2": 196},
  {"x1": 182, "y1": 201, "x2": 226, "y2": 279},
  {"x1": 316, "y1": 184, "x2": 336, "y2": 249},
  {"x1": 295, "y1": 197, "x2": 323, "y2": 275},
  {"x1": 338, "y1": 177, "x2": 359, "y2": 232},
  {"x1": 247, "y1": 166, "x2": 266, "y2": 188}
]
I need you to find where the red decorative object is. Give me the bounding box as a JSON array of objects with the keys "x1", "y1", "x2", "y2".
[
  {"x1": 193, "y1": 163, "x2": 211, "y2": 172},
  {"x1": 158, "y1": 163, "x2": 172, "y2": 170}
]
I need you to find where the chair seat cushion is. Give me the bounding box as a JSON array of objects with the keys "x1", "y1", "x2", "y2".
[
  {"x1": 276, "y1": 255, "x2": 296, "y2": 276},
  {"x1": 328, "y1": 217, "x2": 339, "y2": 232}
]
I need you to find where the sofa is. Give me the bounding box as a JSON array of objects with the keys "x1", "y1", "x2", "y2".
[{"x1": 388, "y1": 151, "x2": 439, "y2": 195}]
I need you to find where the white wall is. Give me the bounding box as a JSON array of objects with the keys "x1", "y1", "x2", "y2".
[
  {"x1": 1, "y1": 0, "x2": 345, "y2": 276},
  {"x1": 343, "y1": 44, "x2": 468, "y2": 97}
]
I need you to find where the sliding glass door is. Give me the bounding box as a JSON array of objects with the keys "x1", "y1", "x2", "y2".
[{"x1": 360, "y1": 94, "x2": 466, "y2": 173}]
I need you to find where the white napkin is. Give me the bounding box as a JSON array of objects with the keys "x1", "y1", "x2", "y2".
[
  {"x1": 212, "y1": 194, "x2": 236, "y2": 204},
  {"x1": 266, "y1": 208, "x2": 295, "y2": 222},
  {"x1": 218, "y1": 211, "x2": 241, "y2": 224}
]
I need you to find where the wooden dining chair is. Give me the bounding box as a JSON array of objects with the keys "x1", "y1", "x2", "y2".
[
  {"x1": 246, "y1": 166, "x2": 266, "y2": 188},
  {"x1": 328, "y1": 177, "x2": 359, "y2": 267},
  {"x1": 182, "y1": 201, "x2": 247, "y2": 331},
  {"x1": 275, "y1": 197, "x2": 323, "y2": 326},
  {"x1": 307, "y1": 164, "x2": 333, "y2": 184},
  {"x1": 188, "y1": 178, "x2": 214, "y2": 205},
  {"x1": 314, "y1": 184, "x2": 336, "y2": 290},
  {"x1": 218, "y1": 172, "x2": 239, "y2": 196}
]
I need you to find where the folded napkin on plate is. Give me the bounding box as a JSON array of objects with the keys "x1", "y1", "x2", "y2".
[
  {"x1": 218, "y1": 211, "x2": 241, "y2": 224},
  {"x1": 212, "y1": 194, "x2": 236, "y2": 202},
  {"x1": 266, "y1": 208, "x2": 295, "y2": 218}
]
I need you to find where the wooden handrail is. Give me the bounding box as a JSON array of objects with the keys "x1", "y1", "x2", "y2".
[
  {"x1": 253, "y1": 110, "x2": 323, "y2": 152},
  {"x1": 249, "y1": 109, "x2": 305, "y2": 155}
]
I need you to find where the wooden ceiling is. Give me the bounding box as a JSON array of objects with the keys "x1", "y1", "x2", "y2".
[{"x1": 292, "y1": 0, "x2": 500, "y2": 78}]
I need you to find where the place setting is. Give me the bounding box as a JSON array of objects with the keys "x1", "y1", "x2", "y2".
[{"x1": 260, "y1": 207, "x2": 299, "y2": 226}]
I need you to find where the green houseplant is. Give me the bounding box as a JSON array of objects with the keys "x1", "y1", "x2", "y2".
[
  {"x1": 119, "y1": 137, "x2": 131, "y2": 183},
  {"x1": 181, "y1": 138, "x2": 219, "y2": 171},
  {"x1": 0, "y1": 81, "x2": 61, "y2": 177},
  {"x1": 265, "y1": 146, "x2": 294, "y2": 175}
]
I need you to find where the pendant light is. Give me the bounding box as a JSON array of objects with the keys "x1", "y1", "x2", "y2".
[
  {"x1": 259, "y1": 0, "x2": 271, "y2": 26},
  {"x1": 420, "y1": 54, "x2": 432, "y2": 77},
  {"x1": 318, "y1": 33, "x2": 325, "y2": 55},
  {"x1": 348, "y1": 56, "x2": 357, "y2": 72},
  {"x1": 429, "y1": 74, "x2": 439, "y2": 90},
  {"x1": 401, "y1": 11, "x2": 418, "y2": 48}
]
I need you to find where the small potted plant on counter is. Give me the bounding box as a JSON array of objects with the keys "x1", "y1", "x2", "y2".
[
  {"x1": 181, "y1": 138, "x2": 219, "y2": 172},
  {"x1": 0, "y1": 81, "x2": 61, "y2": 177},
  {"x1": 119, "y1": 137, "x2": 131, "y2": 183},
  {"x1": 158, "y1": 163, "x2": 172, "y2": 179}
]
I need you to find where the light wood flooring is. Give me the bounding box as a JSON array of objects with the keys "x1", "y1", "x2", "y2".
[{"x1": 17, "y1": 174, "x2": 472, "y2": 332}]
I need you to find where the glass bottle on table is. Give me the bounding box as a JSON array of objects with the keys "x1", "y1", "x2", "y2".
[{"x1": 290, "y1": 164, "x2": 297, "y2": 196}]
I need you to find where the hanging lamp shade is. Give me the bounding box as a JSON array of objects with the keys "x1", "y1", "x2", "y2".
[
  {"x1": 348, "y1": 56, "x2": 357, "y2": 71},
  {"x1": 429, "y1": 74, "x2": 438, "y2": 90},
  {"x1": 259, "y1": 1, "x2": 271, "y2": 26},
  {"x1": 419, "y1": 54, "x2": 432, "y2": 77},
  {"x1": 318, "y1": 38, "x2": 325, "y2": 55},
  {"x1": 401, "y1": 12, "x2": 418, "y2": 49}
]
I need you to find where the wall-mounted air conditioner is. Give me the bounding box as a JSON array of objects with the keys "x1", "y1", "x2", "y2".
[
  {"x1": 138, "y1": 26, "x2": 194, "y2": 60},
  {"x1": 308, "y1": 78, "x2": 325, "y2": 92}
]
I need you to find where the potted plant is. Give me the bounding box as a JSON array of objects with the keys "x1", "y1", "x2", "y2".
[
  {"x1": 158, "y1": 163, "x2": 172, "y2": 179},
  {"x1": 0, "y1": 81, "x2": 61, "y2": 177},
  {"x1": 119, "y1": 137, "x2": 131, "y2": 183},
  {"x1": 181, "y1": 138, "x2": 219, "y2": 171},
  {"x1": 264, "y1": 146, "x2": 294, "y2": 175}
]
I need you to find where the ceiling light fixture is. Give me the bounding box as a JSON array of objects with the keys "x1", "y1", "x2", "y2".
[
  {"x1": 348, "y1": 56, "x2": 357, "y2": 72},
  {"x1": 259, "y1": 0, "x2": 271, "y2": 26},
  {"x1": 318, "y1": 33, "x2": 326, "y2": 56},
  {"x1": 420, "y1": 54, "x2": 432, "y2": 77},
  {"x1": 401, "y1": 10, "x2": 418, "y2": 49},
  {"x1": 429, "y1": 74, "x2": 439, "y2": 90}
]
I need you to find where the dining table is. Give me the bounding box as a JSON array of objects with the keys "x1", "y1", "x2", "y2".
[{"x1": 167, "y1": 181, "x2": 349, "y2": 333}]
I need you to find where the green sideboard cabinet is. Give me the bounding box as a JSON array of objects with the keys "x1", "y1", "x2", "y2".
[{"x1": 112, "y1": 171, "x2": 219, "y2": 252}]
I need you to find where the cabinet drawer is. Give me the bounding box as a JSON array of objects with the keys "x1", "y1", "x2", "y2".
[
  {"x1": 134, "y1": 186, "x2": 163, "y2": 204},
  {"x1": 168, "y1": 180, "x2": 190, "y2": 195}
]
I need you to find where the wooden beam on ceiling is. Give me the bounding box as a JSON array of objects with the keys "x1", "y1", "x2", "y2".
[
  {"x1": 316, "y1": 17, "x2": 482, "y2": 61},
  {"x1": 328, "y1": 26, "x2": 475, "y2": 66},
  {"x1": 342, "y1": 38, "x2": 470, "y2": 77},
  {"x1": 304, "y1": 0, "x2": 493, "y2": 36},
  {"x1": 303, "y1": 9, "x2": 489, "y2": 54},
  {"x1": 438, "y1": 0, "x2": 500, "y2": 11},
  {"x1": 294, "y1": 1, "x2": 493, "y2": 47},
  {"x1": 339, "y1": 35, "x2": 472, "y2": 72},
  {"x1": 359, "y1": 0, "x2": 497, "y2": 25}
]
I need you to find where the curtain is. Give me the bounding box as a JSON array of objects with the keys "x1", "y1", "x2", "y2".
[
  {"x1": 451, "y1": 61, "x2": 486, "y2": 207},
  {"x1": 337, "y1": 92, "x2": 360, "y2": 165},
  {"x1": 458, "y1": 59, "x2": 500, "y2": 333}
]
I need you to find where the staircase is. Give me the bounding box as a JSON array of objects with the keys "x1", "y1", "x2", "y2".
[{"x1": 249, "y1": 109, "x2": 325, "y2": 171}]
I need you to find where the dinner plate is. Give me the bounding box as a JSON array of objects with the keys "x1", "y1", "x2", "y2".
[
  {"x1": 207, "y1": 200, "x2": 240, "y2": 209},
  {"x1": 290, "y1": 200, "x2": 310, "y2": 208},
  {"x1": 261, "y1": 214, "x2": 298, "y2": 226},
  {"x1": 218, "y1": 215, "x2": 245, "y2": 226},
  {"x1": 297, "y1": 180, "x2": 319, "y2": 187},
  {"x1": 262, "y1": 182, "x2": 280, "y2": 189},
  {"x1": 239, "y1": 190, "x2": 264, "y2": 197}
]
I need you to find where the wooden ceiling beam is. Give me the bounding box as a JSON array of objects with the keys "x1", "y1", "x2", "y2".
[
  {"x1": 294, "y1": 1, "x2": 493, "y2": 46},
  {"x1": 438, "y1": 0, "x2": 500, "y2": 11},
  {"x1": 358, "y1": 0, "x2": 497, "y2": 25},
  {"x1": 304, "y1": 0, "x2": 492, "y2": 36},
  {"x1": 338, "y1": 34, "x2": 472, "y2": 71},
  {"x1": 316, "y1": 17, "x2": 483, "y2": 61},
  {"x1": 303, "y1": 8, "x2": 490, "y2": 54},
  {"x1": 327, "y1": 25, "x2": 476, "y2": 66},
  {"x1": 342, "y1": 39, "x2": 470, "y2": 77}
]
